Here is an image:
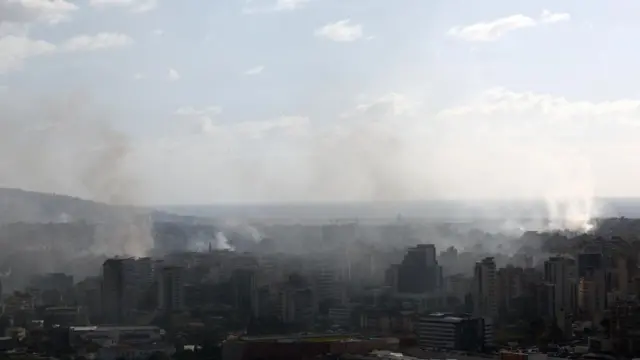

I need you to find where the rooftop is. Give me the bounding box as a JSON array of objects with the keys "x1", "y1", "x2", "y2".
[
  {"x1": 421, "y1": 312, "x2": 476, "y2": 323},
  {"x1": 70, "y1": 325, "x2": 161, "y2": 332},
  {"x1": 236, "y1": 333, "x2": 361, "y2": 343}
]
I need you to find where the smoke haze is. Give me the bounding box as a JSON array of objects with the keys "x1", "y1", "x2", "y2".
[
  {"x1": 0, "y1": 87, "x2": 611, "y2": 235},
  {"x1": 0, "y1": 91, "x2": 153, "y2": 257},
  {"x1": 7, "y1": 1, "x2": 640, "y2": 238}
]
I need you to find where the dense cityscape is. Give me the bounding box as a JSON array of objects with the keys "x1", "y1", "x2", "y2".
[
  {"x1": 0, "y1": 192, "x2": 639, "y2": 360},
  {"x1": 3, "y1": 0, "x2": 640, "y2": 359}
]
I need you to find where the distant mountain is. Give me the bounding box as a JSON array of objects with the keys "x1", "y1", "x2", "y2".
[
  {"x1": 0, "y1": 187, "x2": 209, "y2": 224},
  {"x1": 163, "y1": 198, "x2": 640, "y2": 222},
  {"x1": 6, "y1": 186, "x2": 640, "y2": 225}
]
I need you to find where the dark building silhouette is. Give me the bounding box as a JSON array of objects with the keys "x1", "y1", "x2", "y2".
[
  {"x1": 578, "y1": 253, "x2": 603, "y2": 277},
  {"x1": 397, "y1": 244, "x2": 443, "y2": 294}
]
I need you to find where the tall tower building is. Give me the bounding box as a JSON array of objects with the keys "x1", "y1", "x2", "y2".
[
  {"x1": 496, "y1": 265, "x2": 526, "y2": 314},
  {"x1": 101, "y1": 258, "x2": 141, "y2": 324},
  {"x1": 544, "y1": 256, "x2": 578, "y2": 317},
  {"x1": 311, "y1": 255, "x2": 347, "y2": 306},
  {"x1": 158, "y1": 266, "x2": 185, "y2": 312},
  {"x1": 579, "y1": 267, "x2": 606, "y2": 322},
  {"x1": 231, "y1": 269, "x2": 259, "y2": 318},
  {"x1": 396, "y1": 244, "x2": 443, "y2": 294},
  {"x1": 473, "y1": 257, "x2": 497, "y2": 319}
]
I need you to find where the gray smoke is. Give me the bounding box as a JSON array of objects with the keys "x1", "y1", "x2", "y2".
[
  {"x1": 0, "y1": 90, "x2": 153, "y2": 257},
  {"x1": 243, "y1": 225, "x2": 263, "y2": 243},
  {"x1": 215, "y1": 231, "x2": 235, "y2": 251}
]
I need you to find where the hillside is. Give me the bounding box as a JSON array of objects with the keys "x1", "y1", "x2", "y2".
[{"x1": 0, "y1": 187, "x2": 206, "y2": 224}]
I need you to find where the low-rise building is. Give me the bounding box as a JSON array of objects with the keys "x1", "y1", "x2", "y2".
[
  {"x1": 416, "y1": 313, "x2": 492, "y2": 351},
  {"x1": 69, "y1": 325, "x2": 163, "y2": 347}
]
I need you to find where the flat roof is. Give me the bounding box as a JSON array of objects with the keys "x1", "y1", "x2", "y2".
[
  {"x1": 421, "y1": 313, "x2": 475, "y2": 323},
  {"x1": 237, "y1": 333, "x2": 363, "y2": 342},
  {"x1": 70, "y1": 326, "x2": 161, "y2": 332}
]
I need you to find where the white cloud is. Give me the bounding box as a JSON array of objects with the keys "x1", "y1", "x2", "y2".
[
  {"x1": 274, "y1": 0, "x2": 308, "y2": 11},
  {"x1": 448, "y1": 10, "x2": 570, "y2": 42},
  {"x1": 439, "y1": 87, "x2": 640, "y2": 122},
  {"x1": 346, "y1": 93, "x2": 420, "y2": 118},
  {"x1": 152, "y1": 28, "x2": 163, "y2": 36},
  {"x1": 89, "y1": 0, "x2": 157, "y2": 13},
  {"x1": 315, "y1": 19, "x2": 363, "y2": 42},
  {"x1": 174, "y1": 105, "x2": 308, "y2": 139},
  {"x1": 0, "y1": 0, "x2": 78, "y2": 24},
  {"x1": 234, "y1": 116, "x2": 310, "y2": 138},
  {"x1": 243, "y1": 0, "x2": 309, "y2": 14},
  {"x1": 0, "y1": 34, "x2": 56, "y2": 73},
  {"x1": 422, "y1": 87, "x2": 640, "y2": 207},
  {"x1": 540, "y1": 9, "x2": 571, "y2": 24},
  {"x1": 167, "y1": 68, "x2": 180, "y2": 81},
  {"x1": 161, "y1": 88, "x2": 640, "y2": 203},
  {"x1": 61, "y1": 32, "x2": 134, "y2": 52},
  {"x1": 448, "y1": 14, "x2": 537, "y2": 42},
  {"x1": 210, "y1": 116, "x2": 309, "y2": 139},
  {"x1": 0, "y1": 31, "x2": 133, "y2": 74},
  {"x1": 175, "y1": 106, "x2": 227, "y2": 135},
  {"x1": 244, "y1": 65, "x2": 264, "y2": 76},
  {"x1": 133, "y1": 72, "x2": 144, "y2": 80},
  {"x1": 0, "y1": 22, "x2": 28, "y2": 37},
  {"x1": 175, "y1": 106, "x2": 222, "y2": 117}
]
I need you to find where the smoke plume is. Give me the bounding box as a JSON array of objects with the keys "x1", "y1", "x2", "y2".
[
  {"x1": 0, "y1": 90, "x2": 153, "y2": 257},
  {"x1": 215, "y1": 231, "x2": 235, "y2": 251}
]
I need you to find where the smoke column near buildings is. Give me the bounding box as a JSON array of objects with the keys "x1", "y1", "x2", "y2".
[{"x1": 0, "y1": 91, "x2": 153, "y2": 257}]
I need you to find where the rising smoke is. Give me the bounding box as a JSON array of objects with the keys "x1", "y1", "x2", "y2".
[
  {"x1": 215, "y1": 231, "x2": 235, "y2": 251},
  {"x1": 0, "y1": 86, "x2": 608, "y2": 248},
  {"x1": 0, "y1": 90, "x2": 153, "y2": 257}
]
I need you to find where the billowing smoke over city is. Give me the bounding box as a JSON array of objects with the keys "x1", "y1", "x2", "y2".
[
  {"x1": 0, "y1": 92, "x2": 153, "y2": 257},
  {"x1": 5, "y1": 1, "x2": 640, "y2": 354},
  {"x1": 0, "y1": 86, "x2": 617, "y2": 294}
]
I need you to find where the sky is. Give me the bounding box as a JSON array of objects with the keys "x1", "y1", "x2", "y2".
[{"x1": 2, "y1": 0, "x2": 640, "y2": 205}]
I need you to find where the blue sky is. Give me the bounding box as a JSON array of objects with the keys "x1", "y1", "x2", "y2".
[{"x1": 2, "y1": 0, "x2": 640, "y2": 206}]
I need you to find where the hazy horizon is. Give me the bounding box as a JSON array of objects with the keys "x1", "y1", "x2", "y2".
[{"x1": 3, "y1": 0, "x2": 640, "y2": 210}]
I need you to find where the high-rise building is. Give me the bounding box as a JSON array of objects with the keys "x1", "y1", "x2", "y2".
[
  {"x1": 311, "y1": 255, "x2": 347, "y2": 306},
  {"x1": 578, "y1": 253, "x2": 603, "y2": 278},
  {"x1": 579, "y1": 267, "x2": 606, "y2": 322},
  {"x1": 157, "y1": 266, "x2": 185, "y2": 312},
  {"x1": 101, "y1": 259, "x2": 138, "y2": 324},
  {"x1": 101, "y1": 258, "x2": 154, "y2": 324},
  {"x1": 544, "y1": 256, "x2": 578, "y2": 317},
  {"x1": 496, "y1": 265, "x2": 526, "y2": 314},
  {"x1": 445, "y1": 274, "x2": 472, "y2": 304},
  {"x1": 75, "y1": 276, "x2": 102, "y2": 324},
  {"x1": 473, "y1": 257, "x2": 497, "y2": 319},
  {"x1": 231, "y1": 269, "x2": 258, "y2": 316},
  {"x1": 280, "y1": 287, "x2": 315, "y2": 326},
  {"x1": 396, "y1": 244, "x2": 443, "y2": 294},
  {"x1": 535, "y1": 282, "x2": 556, "y2": 319},
  {"x1": 577, "y1": 251, "x2": 607, "y2": 323}
]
